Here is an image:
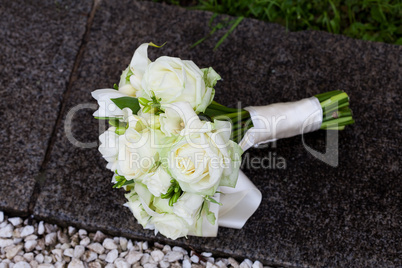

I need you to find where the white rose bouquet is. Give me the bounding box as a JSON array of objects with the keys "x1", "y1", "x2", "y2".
[{"x1": 92, "y1": 43, "x2": 354, "y2": 239}]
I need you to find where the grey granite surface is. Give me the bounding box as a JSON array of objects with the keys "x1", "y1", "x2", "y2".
[
  {"x1": 0, "y1": 0, "x2": 91, "y2": 214},
  {"x1": 27, "y1": 0, "x2": 402, "y2": 267}
]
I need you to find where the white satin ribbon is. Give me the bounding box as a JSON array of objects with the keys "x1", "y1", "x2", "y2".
[
  {"x1": 197, "y1": 97, "x2": 322, "y2": 236},
  {"x1": 239, "y1": 97, "x2": 323, "y2": 151},
  {"x1": 197, "y1": 171, "x2": 262, "y2": 236}
]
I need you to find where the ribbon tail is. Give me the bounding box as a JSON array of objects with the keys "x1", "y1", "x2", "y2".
[{"x1": 218, "y1": 170, "x2": 262, "y2": 229}]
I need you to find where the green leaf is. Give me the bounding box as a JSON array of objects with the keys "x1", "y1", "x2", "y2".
[
  {"x1": 111, "y1": 97, "x2": 140, "y2": 114},
  {"x1": 149, "y1": 42, "x2": 167, "y2": 48},
  {"x1": 125, "y1": 69, "x2": 133, "y2": 82},
  {"x1": 108, "y1": 118, "x2": 124, "y2": 127},
  {"x1": 113, "y1": 83, "x2": 118, "y2": 90},
  {"x1": 206, "y1": 211, "x2": 216, "y2": 225},
  {"x1": 94, "y1": 117, "x2": 113, "y2": 120},
  {"x1": 206, "y1": 196, "x2": 222, "y2": 206},
  {"x1": 370, "y1": 6, "x2": 385, "y2": 23}
]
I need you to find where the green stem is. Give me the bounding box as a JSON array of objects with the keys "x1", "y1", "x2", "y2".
[{"x1": 316, "y1": 91, "x2": 354, "y2": 130}]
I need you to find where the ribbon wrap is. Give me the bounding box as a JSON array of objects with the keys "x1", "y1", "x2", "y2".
[
  {"x1": 210, "y1": 97, "x2": 322, "y2": 235},
  {"x1": 240, "y1": 97, "x2": 323, "y2": 151}
]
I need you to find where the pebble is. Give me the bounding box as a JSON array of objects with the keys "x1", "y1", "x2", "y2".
[
  {"x1": 73, "y1": 245, "x2": 85, "y2": 259},
  {"x1": 36, "y1": 238, "x2": 45, "y2": 251},
  {"x1": 30, "y1": 260, "x2": 38, "y2": 268},
  {"x1": 162, "y1": 245, "x2": 171, "y2": 253},
  {"x1": 57, "y1": 230, "x2": 70, "y2": 244},
  {"x1": 78, "y1": 230, "x2": 87, "y2": 239},
  {"x1": 105, "y1": 249, "x2": 118, "y2": 263},
  {"x1": 43, "y1": 256, "x2": 52, "y2": 264},
  {"x1": 103, "y1": 238, "x2": 118, "y2": 250},
  {"x1": 37, "y1": 222, "x2": 45, "y2": 235},
  {"x1": 38, "y1": 264, "x2": 53, "y2": 268},
  {"x1": 92, "y1": 231, "x2": 106, "y2": 243},
  {"x1": 88, "y1": 262, "x2": 102, "y2": 268},
  {"x1": 240, "y1": 259, "x2": 253, "y2": 268},
  {"x1": 63, "y1": 248, "x2": 74, "y2": 258},
  {"x1": 0, "y1": 213, "x2": 267, "y2": 268},
  {"x1": 119, "y1": 237, "x2": 128, "y2": 251},
  {"x1": 182, "y1": 259, "x2": 191, "y2": 268},
  {"x1": 252, "y1": 261, "x2": 263, "y2": 268},
  {"x1": 68, "y1": 227, "x2": 76, "y2": 236},
  {"x1": 67, "y1": 258, "x2": 84, "y2": 268},
  {"x1": 142, "y1": 241, "x2": 148, "y2": 250},
  {"x1": 159, "y1": 261, "x2": 169, "y2": 268},
  {"x1": 24, "y1": 240, "x2": 37, "y2": 252},
  {"x1": 44, "y1": 223, "x2": 55, "y2": 234},
  {"x1": 228, "y1": 257, "x2": 239, "y2": 268},
  {"x1": 206, "y1": 262, "x2": 218, "y2": 268},
  {"x1": 202, "y1": 252, "x2": 213, "y2": 257},
  {"x1": 6, "y1": 244, "x2": 23, "y2": 259},
  {"x1": 191, "y1": 255, "x2": 200, "y2": 263},
  {"x1": 8, "y1": 218, "x2": 23, "y2": 227},
  {"x1": 115, "y1": 258, "x2": 130, "y2": 268},
  {"x1": 143, "y1": 264, "x2": 157, "y2": 268},
  {"x1": 150, "y1": 250, "x2": 164, "y2": 262},
  {"x1": 45, "y1": 233, "x2": 57, "y2": 246},
  {"x1": 126, "y1": 240, "x2": 133, "y2": 251},
  {"x1": 24, "y1": 234, "x2": 37, "y2": 241},
  {"x1": 87, "y1": 243, "x2": 105, "y2": 255},
  {"x1": 13, "y1": 262, "x2": 30, "y2": 268},
  {"x1": 23, "y1": 252, "x2": 34, "y2": 262},
  {"x1": 172, "y1": 246, "x2": 187, "y2": 255},
  {"x1": 215, "y1": 260, "x2": 226, "y2": 268},
  {"x1": 14, "y1": 256, "x2": 25, "y2": 263},
  {"x1": 164, "y1": 251, "x2": 183, "y2": 262},
  {"x1": 140, "y1": 254, "x2": 150, "y2": 266},
  {"x1": 0, "y1": 238, "x2": 14, "y2": 248},
  {"x1": 35, "y1": 254, "x2": 44, "y2": 264},
  {"x1": 0, "y1": 224, "x2": 13, "y2": 238},
  {"x1": 79, "y1": 237, "x2": 90, "y2": 247},
  {"x1": 55, "y1": 261, "x2": 65, "y2": 268},
  {"x1": 126, "y1": 250, "x2": 143, "y2": 264},
  {"x1": 20, "y1": 226, "x2": 34, "y2": 238},
  {"x1": 82, "y1": 251, "x2": 98, "y2": 262},
  {"x1": 52, "y1": 249, "x2": 63, "y2": 262}
]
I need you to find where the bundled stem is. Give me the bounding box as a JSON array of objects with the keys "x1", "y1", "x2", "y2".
[
  {"x1": 315, "y1": 90, "x2": 355, "y2": 130},
  {"x1": 204, "y1": 90, "x2": 354, "y2": 143}
]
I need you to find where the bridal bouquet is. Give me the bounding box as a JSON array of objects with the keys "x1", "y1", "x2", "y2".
[{"x1": 92, "y1": 43, "x2": 354, "y2": 240}]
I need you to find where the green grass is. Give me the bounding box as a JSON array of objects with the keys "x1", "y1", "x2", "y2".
[{"x1": 155, "y1": 0, "x2": 402, "y2": 46}]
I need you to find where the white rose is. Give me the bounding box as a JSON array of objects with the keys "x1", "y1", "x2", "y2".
[
  {"x1": 173, "y1": 193, "x2": 204, "y2": 225},
  {"x1": 166, "y1": 104, "x2": 242, "y2": 195},
  {"x1": 117, "y1": 128, "x2": 157, "y2": 180},
  {"x1": 141, "y1": 167, "x2": 172, "y2": 197},
  {"x1": 160, "y1": 102, "x2": 210, "y2": 137},
  {"x1": 151, "y1": 214, "x2": 189, "y2": 240},
  {"x1": 141, "y1": 57, "x2": 213, "y2": 113},
  {"x1": 124, "y1": 193, "x2": 150, "y2": 227},
  {"x1": 92, "y1": 89, "x2": 129, "y2": 118},
  {"x1": 128, "y1": 43, "x2": 220, "y2": 113},
  {"x1": 98, "y1": 127, "x2": 119, "y2": 171}
]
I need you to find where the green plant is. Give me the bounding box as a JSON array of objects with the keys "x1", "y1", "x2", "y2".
[{"x1": 157, "y1": 0, "x2": 402, "y2": 47}]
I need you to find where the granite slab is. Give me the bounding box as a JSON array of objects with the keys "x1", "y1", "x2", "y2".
[
  {"x1": 33, "y1": 1, "x2": 401, "y2": 267},
  {"x1": 0, "y1": 0, "x2": 92, "y2": 214}
]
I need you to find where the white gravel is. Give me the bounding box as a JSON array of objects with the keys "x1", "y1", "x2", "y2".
[{"x1": 0, "y1": 212, "x2": 270, "y2": 268}]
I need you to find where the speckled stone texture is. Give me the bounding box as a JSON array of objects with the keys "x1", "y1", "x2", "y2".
[
  {"x1": 0, "y1": 0, "x2": 91, "y2": 214},
  {"x1": 32, "y1": 1, "x2": 401, "y2": 267}
]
